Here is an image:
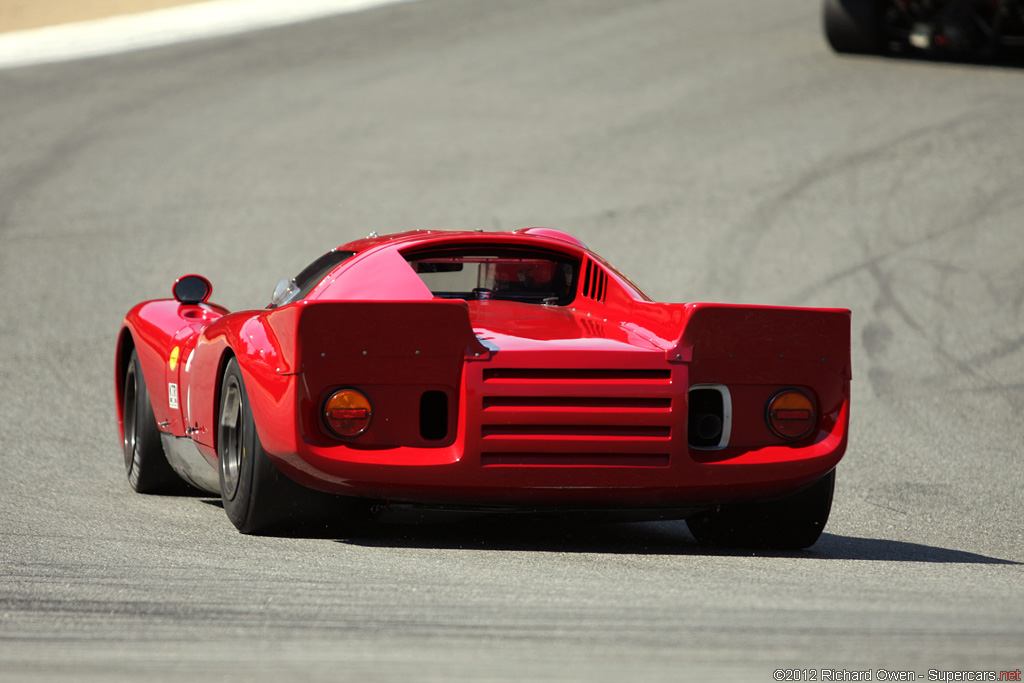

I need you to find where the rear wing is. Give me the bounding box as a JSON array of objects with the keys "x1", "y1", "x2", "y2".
[
  {"x1": 668, "y1": 303, "x2": 851, "y2": 381},
  {"x1": 243, "y1": 300, "x2": 489, "y2": 451},
  {"x1": 288, "y1": 300, "x2": 488, "y2": 385}
]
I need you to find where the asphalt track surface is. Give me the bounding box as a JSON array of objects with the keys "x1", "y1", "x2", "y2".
[{"x1": 1, "y1": 1, "x2": 1022, "y2": 680}]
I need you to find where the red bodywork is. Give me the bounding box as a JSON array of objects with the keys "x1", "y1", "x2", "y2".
[{"x1": 115, "y1": 229, "x2": 851, "y2": 511}]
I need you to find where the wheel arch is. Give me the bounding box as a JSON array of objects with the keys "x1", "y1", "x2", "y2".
[
  {"x1": 207, "y1": 345, "x2": 239, "y2": 457},
  {"x1": 193, "y1": 310, "x2": 302, "y2": 464},
  {"x1": 114, "y1": 327, "x2": 137, "y2": 441},
  {"x1": 221, "y1": 344, "x2": 292, "y2": 457}
]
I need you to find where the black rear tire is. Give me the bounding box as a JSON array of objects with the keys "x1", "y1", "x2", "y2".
[
  {"x1": 123, "y1": 350, "x2": 182, "y2": 493},
  {"x1": 824, "y1": 0, "x2": 883, "y2": 54},
  {"x1": 686, "y1": 470, "x2": 836, "y2": 550},
  {"x1": 217, "y1": 358, "x2": 315, "y2": 534}
]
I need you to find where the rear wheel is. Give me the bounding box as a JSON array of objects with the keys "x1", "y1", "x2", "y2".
[
  {"x1": 123, "y1": 350, "x2": 181, "y2": 493},
  {"x1": 686, "y1": 470, "x2": 836, "y2": 550},
  {"x1": 824, "y1": 0, "x2": 883, "y2": 54},
  {"x1": 218, "y1": 358, "x2": 315, "y2": 534}
]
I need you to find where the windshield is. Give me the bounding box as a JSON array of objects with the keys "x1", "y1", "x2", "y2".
[{"x1": 407, "y1": 247, "x2": 578, "y2": 305}]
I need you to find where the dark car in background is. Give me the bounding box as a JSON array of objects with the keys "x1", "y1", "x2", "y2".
[{"x1": 825, "y1": 0, "x2": 1024, "y2": 58}]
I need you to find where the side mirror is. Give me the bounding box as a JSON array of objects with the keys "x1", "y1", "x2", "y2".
[{"x1": 172, "y1": 274, "x2": 213, "y2": 305}]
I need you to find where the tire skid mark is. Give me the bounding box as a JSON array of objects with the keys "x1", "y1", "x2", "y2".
[
  {"x1": 721, "y1": 106, "x2": 1024, "y2": 416},
  {"x1": 706, "y1": 111, "x2": 983, "y2": 300}
]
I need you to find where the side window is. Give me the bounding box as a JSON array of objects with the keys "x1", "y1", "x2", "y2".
[{"x1": 269, "y1": 250, "x2": 355, "y2": 308}]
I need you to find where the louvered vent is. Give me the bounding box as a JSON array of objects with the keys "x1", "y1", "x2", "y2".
[
  {"x1": 582, "y1": 259, "x2": 607, "y2": 302},
  {"x1": 478, "y1": 367, "x2": 675, "y2": 467}
]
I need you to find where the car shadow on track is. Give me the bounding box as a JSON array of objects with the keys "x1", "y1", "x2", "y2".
[
  {"x1": 850, "y1": 49, "x2": 1024, "y2": 70},
  {"x1": 196, "y1": 498, "x2": 1018, "y2": 564},
  {"x1": 328, "y1": 513, "x2": 1019, "y2": 564}
]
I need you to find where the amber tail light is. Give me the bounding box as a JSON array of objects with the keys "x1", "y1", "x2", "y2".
[
  {"x1": 323, "y1": 388, "x2": 373, "y2": 438},
  {"x1": 766, "y1": 389, "x2": 816, "y2": 441}
]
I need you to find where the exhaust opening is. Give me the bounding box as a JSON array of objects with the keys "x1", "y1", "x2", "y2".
[
  {"x1": 688, "y1": 384, "x2": 732, "y2": 449},
  {"x1": 420, "y1": 390, "x2": 449, "y2": 441}
]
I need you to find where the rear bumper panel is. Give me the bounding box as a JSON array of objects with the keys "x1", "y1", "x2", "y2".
[{"x1": 274, "y1": 352, "x2": 850, "y2": 509}]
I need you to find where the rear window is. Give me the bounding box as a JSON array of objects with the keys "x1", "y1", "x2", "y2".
[{"x1": 407, "y1": 247, "x2": 578, "y2": 305}]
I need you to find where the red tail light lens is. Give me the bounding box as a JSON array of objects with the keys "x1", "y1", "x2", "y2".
[
  {"x1": 766, "y1": 389, "x2": 816, "y2": 441},
  {"x1": 323, "y1": 389, "x2": 372, "y2": 438}
]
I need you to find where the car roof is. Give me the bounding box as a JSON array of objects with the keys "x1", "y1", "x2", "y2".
[{"x1": 337, "y1": 228, "x2": 588, "y2": 255}]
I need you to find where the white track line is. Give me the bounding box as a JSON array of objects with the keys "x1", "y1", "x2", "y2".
[{"x1": 0, "y1": 0, "x2": 416, "y2": 70}]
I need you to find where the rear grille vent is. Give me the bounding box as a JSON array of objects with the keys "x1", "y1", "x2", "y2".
[
  {"x1": 483, "y1": 369, "x2": 670, "y2": 382},
  {"x1": 482, "y1": 425, "x2": 671, "y2": 438},
  {"x1": 478, "y1": 366, "x2": 675, "y2": 467},
  {"x1": 482, "y1": 396, "x2": 671, "y2": 409},
  {"x1": 481, "y1": 453, "x2": 670, "y2": 467}
]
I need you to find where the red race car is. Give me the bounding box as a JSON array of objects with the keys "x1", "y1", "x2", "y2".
[{"x1": 115, "y1": 228, "x2": 851, "y2": 547}]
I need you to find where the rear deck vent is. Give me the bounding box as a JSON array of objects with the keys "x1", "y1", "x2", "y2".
[
  {"x1": 419, "y1": 391, "x2": 449, "y2": 441},
  {"x1": 581, "y1": 259, "x2": 607, "y2": 302}
]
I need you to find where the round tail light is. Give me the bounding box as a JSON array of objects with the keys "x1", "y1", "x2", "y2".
[
  {"x1": 766, "y1": 389, "x2": 816, "y2": 441},
  {"x1": 323, "y1": 389, "x2": 373, "y2": 438}
]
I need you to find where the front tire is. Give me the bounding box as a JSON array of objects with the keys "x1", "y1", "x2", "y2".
[
  {"x1": 123, "y1": 350, "x2": 181, "y2": 493},
  {"x1": 217, "y1": 358, "x2": 308, "y2": 534},
  {"x1": 686, "y1": 470, "x2": 836, "y2": 550},
  {"x1": 824, "y1": 0, "x2": 883, "y2": 54}
]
